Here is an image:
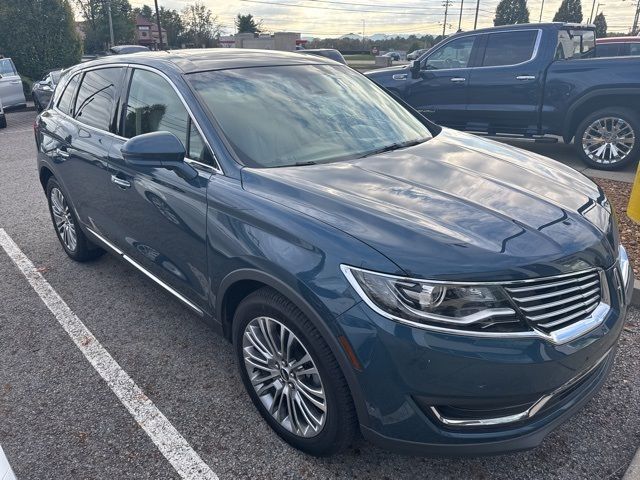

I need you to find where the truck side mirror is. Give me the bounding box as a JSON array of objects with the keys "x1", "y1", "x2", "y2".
[{"x1": 410, "y1": 60, "x2": 421, "y2": 79}]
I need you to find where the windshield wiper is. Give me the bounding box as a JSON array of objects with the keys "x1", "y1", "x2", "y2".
[{"x1": 357, "y1": 139, "x2": 425, "y2": 159}]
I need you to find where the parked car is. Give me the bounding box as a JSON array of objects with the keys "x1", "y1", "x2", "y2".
[
  {"x1": 383, "y1": 51, "x2": 401, "y2": 61},
  {"x1": 0, "y1": 57, "x2": 26, "y2": 109},
  {"x1": 298, "y1": 48, "x2": 347, "y2": 64},
  {"x1": 35, "y1": 49, "x2": 632, "y2": 457},
  {"x1": 0, "y1": 97, "x2": 6, "y2": 129},
  {"x1": 367, "y1": 23, "x2": 640, "y2": 170},
  {"x1": 406, "y1": 48, "x2": 428, "y2": 61},
  {"x1": 108, "y1": 45, "x2": 150, "y2": 55},
  {"x1": 32, "y1": 69, "x2": 64, "y2": 112},
  {"x1": 596, "y1": 36, "x2": 640, "y2": 57}
]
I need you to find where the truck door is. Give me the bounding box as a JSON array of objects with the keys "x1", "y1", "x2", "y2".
[
  {"x1": 465, "y1": 29, "x2": 544, "y2": 135},
  {"x1": 403, "y1": 34, "x2": 480, "y2": 129}
]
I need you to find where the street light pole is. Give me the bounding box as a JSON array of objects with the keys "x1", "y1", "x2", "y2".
[
  {"x1": 458, "y1": 0, "x2": 464, "y2": 31},
  {"x1": 154, "y1": 0, "x2": 164, "y2": 50},
  {"x1": 442, "y1": 0, "x2": 451, "y2": 36},
  {"x1": 632, "y1": 0, "x2": 640, "y2": 34},
  {"x1": 473, "y1": 0, "x2": 480, "y2": 29},
  {"x1": 539, "y1": 0, "x2": 545, "y2": 22},
  {"x1": 106, "y1": 0, "x2": 114, "y2": 48},
  {"x1": 589, "y1": 0, "x2": 597, "y2": 23},
  {"x1": 362, "y1": 19, "x2": 365, "y2": 44}
]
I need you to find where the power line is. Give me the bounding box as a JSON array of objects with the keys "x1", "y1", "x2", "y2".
[{"x1": 239, "y1": 0, "x2": 489, "y2": 15}]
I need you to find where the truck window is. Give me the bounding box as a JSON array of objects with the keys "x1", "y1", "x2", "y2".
[
  {"x1": 556, "y1": 30, "x2": 596, "y2": 60},
  {"x1": 596, "y1": 43, "x2": 621, "y2": 57},
  {"x1": 424, "y1": 36, "x2": 475, "y2": 70},
  {"x1": 481, "y1": 30, "x2": 538, "y2": 67}
]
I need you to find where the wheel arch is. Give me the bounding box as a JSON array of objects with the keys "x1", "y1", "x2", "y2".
[
  {"x1": 39, "y1": 165, "x2": 55, "y2": 191},
  {"x1": 563, "y1": 89, "x2": 640, "y2": 143},
  {"x1": 216, "y1": 268, "x2": 370, "y2": 427}
]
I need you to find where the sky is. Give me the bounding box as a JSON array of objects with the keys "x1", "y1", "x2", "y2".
[{"x1": 129, "y1": 0, "x2": 639, "y2": 38}]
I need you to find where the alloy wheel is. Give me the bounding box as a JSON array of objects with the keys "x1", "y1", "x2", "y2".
[
  {"x1": 50, "y1": 187, "x2": 78, "y2": 252},
  {"x1": 582, "y1": 116, "x2": 635, "y2": 165},
  {"x1": 242, "y1": 316, "x2": 327, "y2": 438}
]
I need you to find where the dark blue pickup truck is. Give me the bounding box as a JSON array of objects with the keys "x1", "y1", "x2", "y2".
[{"x1": 367, "y1": 23, "x2": 640, "y2": 170}]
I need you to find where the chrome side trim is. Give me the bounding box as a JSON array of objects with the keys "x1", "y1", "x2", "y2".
[
  {"x1": 341, "y1": 264, "x2": 610, "y2": 345},
  {"x1": 86, "y1": 227, "x2": 204, "y2": 316},
  {"x1": 420, "y1": 29, "x2": 542, "y2": 72},
  {"x1": 429, "y1": 349, "x2": 612, "y2": 428}
]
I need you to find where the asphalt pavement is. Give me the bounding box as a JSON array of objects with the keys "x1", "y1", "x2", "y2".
[{"x1": 1, "y1": 109, "x2": 639, "y2": 479}]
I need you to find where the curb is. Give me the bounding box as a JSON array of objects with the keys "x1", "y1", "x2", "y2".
[
  {"x1": 623, "y1": 445, "x2": 640, "y2": 480},
  {"x1": 633, "y1": 280, "x2": 640, "y2": 307}
]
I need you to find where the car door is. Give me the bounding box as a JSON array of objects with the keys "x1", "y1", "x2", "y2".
[
  {"x1": 403, "y1": 35, "x2": 480, "y2": 128},
  {"x1": 0, "y1": 58, "x2": 26, "y2": 108},
  {"x1": 107, "y1": 67, "x2": 214, "y2": 309},
  {"x1": 465, "y1": 29, "x2": 544, "y2": 135},
  {"x1": 51, "y1": 67, "x2": 126, "y2": 237}
]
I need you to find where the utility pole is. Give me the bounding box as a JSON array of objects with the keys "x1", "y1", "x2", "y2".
[
  {"x1": 632, "y1": 0, "x2": 640, "y2": 34},
  {"x1": 539, "y1": 0, "x2": 545, "y2": 22},
  {"x1": 154, "y1": 0, "x2": 164, "y2": 50},
  {"x1": 442, "y1": 0, "x2": 452, "y2": 36},
  {"x1": 473, "y1": 0, "x2": 480, "y2": 29},
  {"x1": 589, "y1": 0, "x2": 597, "y2": 23},
  {"x1": 457, "y1": 0, "x2": 464, "y2": 31},
  {"x1": 362, "y1": 19, "x2": 365, "y2": 44},
  {"x1": 106, "y1": 0, "x2": 114, "y2": 48}
]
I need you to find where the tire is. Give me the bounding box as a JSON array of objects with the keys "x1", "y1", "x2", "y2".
[
  {"x1": 233, "y1": 287, "x2": 357, "y2": 456},
  {"x1": 574, "y1": 107, "x2": 640, "y2": 170},
  {"x1": 0, "y1": 114, "x2": 6, "y2": 129},
  {"x1": 46, "y1": 178, "x2": 105, "y2": 262}
]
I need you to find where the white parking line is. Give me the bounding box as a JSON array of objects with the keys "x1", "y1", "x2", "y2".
[
  {"x1": 0, "y1": 445, "x2": 17, "y2": 480},
  {"x1": 0, "y1": 229, "x2": 218, "y2": 480}
]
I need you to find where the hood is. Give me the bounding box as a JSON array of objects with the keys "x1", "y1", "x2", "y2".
[{"x1": 241, "y1": 129, "x2": 617, "y2": 281}]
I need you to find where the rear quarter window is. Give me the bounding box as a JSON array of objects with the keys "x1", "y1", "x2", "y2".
[{"x1": 74, "y1": 68, "x2": 123, "y2": 132}]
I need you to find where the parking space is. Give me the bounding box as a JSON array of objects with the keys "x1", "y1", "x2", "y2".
[{"x1": 1, "y1": 109, "x2": 639, "y2": 479}]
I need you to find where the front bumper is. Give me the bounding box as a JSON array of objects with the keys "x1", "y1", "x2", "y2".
[{"x1": 336, "y1": 263, "x2": 631, "y2": 456}]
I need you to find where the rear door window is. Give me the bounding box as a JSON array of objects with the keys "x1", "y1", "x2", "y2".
[
  {"x1": 481, "y1": 30, "x2": 538, "y2": 67},
  {"x1": 629, "y1": 43, "x2": 640, "y2": 56},
  {"x1": 74, "y1": 68, "x2": 123, "y2": 131},
  {"x1": 0, "y1": 59, "x2": 17, "y2": 76},
  {"x1": 57, "y1": 74, "x2": 80, "y2": 115}
]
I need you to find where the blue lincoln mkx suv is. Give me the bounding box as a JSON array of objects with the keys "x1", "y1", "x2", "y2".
[{"x1": 34, "y1": 49, "x2": 633, "y2": 457}]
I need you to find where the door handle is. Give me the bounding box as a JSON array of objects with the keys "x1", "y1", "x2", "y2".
[
  {"x1": 55, "y1": 147, "x2": 69, "y2": 158},
  {"x1": 450, "y1": 77, "x2": 466, "y2": 83},
  {"x1": 516, "y1": 75, "x2": 536, "y2": 80},
  {"x1": 111, "y1": 174, "x2": 131, "y2": 189}
]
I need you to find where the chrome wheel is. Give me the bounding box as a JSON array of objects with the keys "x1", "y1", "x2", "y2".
[
  {"x1": 50, "y1": 187, "x2": 77, "y2": 252},
  {"x1": 582, "y1": 116, "x2": 635, "y2": 165},
  {"x1": 242, "y1": 316, "x2": 327, "y2": 438}
]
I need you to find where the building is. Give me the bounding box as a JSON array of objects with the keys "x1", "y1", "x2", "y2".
[
  {"x1": 231, "y1": 32, "x2": 306, "y2": 51},
  {"x1": 134, "y1": 15, "x2": 167, "y2": 50}
]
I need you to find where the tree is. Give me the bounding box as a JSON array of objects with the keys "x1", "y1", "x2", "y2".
[
  {"x1": 75, "y1": 0, "x2": 135, "y2": 53},
  {"x1": 493, "y1": 0, "x2": 530, "y2": 25},
  {"x1": 153, "y1": 7, "x2": 185, "y2": 48},
  {"x1": 594, "y1": 12, "x2": 607, "y2": 37},
  {"x1": 553, "y1": 0, "x2": 583, "y2": 23},
  {"x1": 235, "y1": 14, "x2": 262, "y2": 34},
  {"x1": 0, "y1": 0, "x2": 82, "y2": 80},
  {"x1": 181, "y1": 2, "x2": 221, "y2": 48},
  {"x1": 134, "y1": 4, "x2": 153, "y2": 19}
]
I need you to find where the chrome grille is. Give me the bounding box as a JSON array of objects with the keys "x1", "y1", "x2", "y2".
[{"x1": 505, "y1": 270, "x2": 602, "y2": 332}]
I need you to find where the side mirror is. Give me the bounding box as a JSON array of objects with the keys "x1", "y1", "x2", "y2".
[
  {"x1": 121, "y1": 131, "x2": 197, "y2": 180},
  {"x1": 410, "y1": 60, "x2": 421, "y2": 79}
]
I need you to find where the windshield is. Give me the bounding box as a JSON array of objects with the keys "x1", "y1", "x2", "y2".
[{"x1": 188, "y1": 64, "x2": 432, "y2": 168}]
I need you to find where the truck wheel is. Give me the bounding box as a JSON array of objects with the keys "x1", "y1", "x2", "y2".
[{"x1": 575, "y1": 108, "x2": 639, "y2": 170}]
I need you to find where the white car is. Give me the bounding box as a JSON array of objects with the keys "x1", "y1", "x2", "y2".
[{"x1": 0, "y1": 57, "x2": 26, "y2": 109}]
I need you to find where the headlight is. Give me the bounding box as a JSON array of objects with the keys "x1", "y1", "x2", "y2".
[
  {"x1": 619, "y1": 244, "x2": 631, "y2": 288},
  {"x1": 341, "y1": 265, "x2": 524, "y2": 332}
]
